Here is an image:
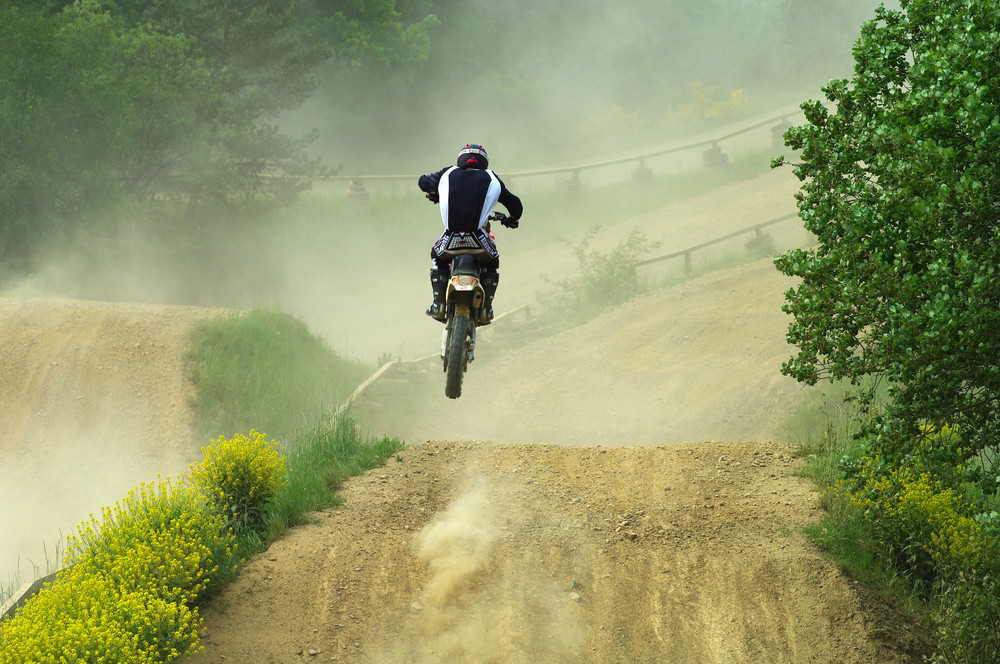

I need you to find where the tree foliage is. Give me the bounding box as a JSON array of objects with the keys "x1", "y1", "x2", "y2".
[
  {"x1": 774, "y1": 0, "x2": 1000, "y2": 461},
  {"x1": 0, "y1": 2, "x2": 210, "y2": 261},
  {"x1": 0, "y1": 0, "x2": 436, "y2": 267}
]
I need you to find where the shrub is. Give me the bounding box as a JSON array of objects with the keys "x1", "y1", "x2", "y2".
[
  {"x1": 835, "y1": 427, "x2": 1000, "y2": 664},
  {"x1": 189, "y1": 430, "x2": 288, "y2": 538},
  {"x1": 931, "y1": 565, "x2": 1000, "y2": 664},
  {"x1": 67, "y1": 479, "x2": 234, "y2": 605},
  {"x1": 0, "y1": 565, "x2": 201, "y2": 663},
  {"x1": 844, "y1": 459, "x2": 986, "y2": 588},
  {"x1": 547, "y1": 225, "x2": 658, "y2": 323},
  {"x1": 0, "y1": 479, "x2": 232, "y2": 663}
]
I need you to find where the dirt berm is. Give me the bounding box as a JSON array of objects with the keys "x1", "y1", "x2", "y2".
[{"x1": 189, "y1": 438, "x2": 927, "y2": 663}]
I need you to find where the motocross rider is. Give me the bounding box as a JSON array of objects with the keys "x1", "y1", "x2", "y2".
[{"x1": 418, "y1": 143, "x2": 523, "y2": 324}]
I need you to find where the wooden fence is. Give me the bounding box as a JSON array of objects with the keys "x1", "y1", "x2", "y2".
[{"x1": 315, "y1": 104, "x2": 808, "y2": 199}]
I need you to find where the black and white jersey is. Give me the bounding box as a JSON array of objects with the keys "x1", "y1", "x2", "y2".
[{"x1": 419, "y1": 166, "x2": 523, "y2": 232}]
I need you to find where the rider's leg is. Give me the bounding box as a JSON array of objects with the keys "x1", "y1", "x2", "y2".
[
  {"x1": 426, "y1": 260, "x2": 449, "y2": 321},
  {"x1": 479, "y1": 266, "x2": 499, "y2": 325}
]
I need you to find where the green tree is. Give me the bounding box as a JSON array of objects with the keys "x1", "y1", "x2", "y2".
[
  {"x1": 104, "y1": 0, "x2": 436, "y2": 207},
  {"x1": 773, "y1": 0, "x2": 1000, "y2": 464},
  {"x1": 102, "y1": 0, "x2": 331, "y2": 210},
  {"x1": 0, "y1": 0, "x2": 436, "y2": 272},
  {"x1": 0, "y1": 1, "x2": 210, "y2": 262}
]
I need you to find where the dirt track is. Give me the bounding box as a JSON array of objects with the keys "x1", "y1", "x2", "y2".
[
  {"x1": 364, "y1": 259, "x2": 810, "y2": 447},
  {"x1": 186, "y1": 259, "x2": 925, "y2": 663},
  {"x1": 189, "y1": 440, "x2": 923, "y2": 663},
  {"x1": 1, "y1": 170, "x2": 926, "y2": 660},
  {"x1": 0, "y1": 299, "x2": 219, "y2": 577}
]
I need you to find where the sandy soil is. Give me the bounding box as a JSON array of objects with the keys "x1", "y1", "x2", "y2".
[
  {"x1": 1, "y1": 169, "x2": 928, "y2": 661},
  {"x1": 365, "y1": 259, "x2": 811, "y2": 447},
  {"x1": 184, "y1": 255, "x2": 927, "y2": 663},
  {"x1": 0, "y1": 299, "x2": 220, "y2": 577}
]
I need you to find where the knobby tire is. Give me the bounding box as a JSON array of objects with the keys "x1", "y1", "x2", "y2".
[{"x1": 445, "y1": 314, "x2": 468, "y2": 399}]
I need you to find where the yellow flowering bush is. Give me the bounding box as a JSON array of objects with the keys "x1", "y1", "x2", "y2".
[
  {"x1": 0, "y1": 565, "x2": 199, "y2": 663},
  {"x1": 844, "y1": 458, "x2": 987, "y2": 586},
  {"x1": 68, "y1": 479, "x2": 233, "y2": 605},
  {"x1": 0, "y1": 479, "x2": 232, "y2": 663},
  {"x1": 0, "y1": 423, "x2": 392, "y2": 663},
  {"x1": 189, "y1": 430, "x2": 287, "y2": 536},
  {"x1": 834, "y1": 419, "x2": 1000, "y2": 663}
]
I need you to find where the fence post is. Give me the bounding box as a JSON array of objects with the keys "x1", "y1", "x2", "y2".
[
  {"x1": 560, "y1": 170, "x2": 582, "y2": 193},
  {"x1": 632, "y1": 158, "x2": 653, "y2": 181},
  {"x1": 346, "y1": 179, "x2": 370, "y2": 204},
  {"x1": 703, "y1": 144, "x2": 729, "y2": 169},
  {"x1": 772, "y1": 119, "x2": 794, "y2": 148}
]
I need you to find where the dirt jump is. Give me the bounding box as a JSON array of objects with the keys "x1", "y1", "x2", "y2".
[
  {"x1": 0, "y1": 300, "x2": 220, "y2": 578},
  {"x1": 0, "y1": 169, "x2": 926, "y2": 661}
]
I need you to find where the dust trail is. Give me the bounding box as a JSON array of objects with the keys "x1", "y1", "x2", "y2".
[
  {"x1": 416, "y1": 485, "x2": 498, "y2": 614},
  {"x1": 373, "y1": 478, "x2": 584, "y2": 663}
]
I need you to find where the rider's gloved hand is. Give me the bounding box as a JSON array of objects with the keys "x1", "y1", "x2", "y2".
[
  {"x1": 501, "y1": 216, "x2": 519, "y2": 229},
  {"x1": 426, "y1": 192, "x2": 439, "y2": 204}
]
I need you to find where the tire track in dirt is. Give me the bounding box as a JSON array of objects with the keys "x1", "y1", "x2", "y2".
[
  {"x1": 189, "y1": 266, "x2": 924, "y2": 660},
  {"x1": 187, "y1": 171, "x2": 924, "y2": 662}
]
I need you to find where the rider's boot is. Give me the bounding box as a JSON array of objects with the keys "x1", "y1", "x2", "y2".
[
  {"x1": 426, "y1": 267, "x2": 448, "y2": 321},
  {"x1": 478, "y1": 270, "x2": 499, "y2": 325}
]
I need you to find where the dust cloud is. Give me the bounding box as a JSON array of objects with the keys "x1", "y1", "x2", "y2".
[
  {"x1": 0, "y1": 432, "x2": 193, "y2": 588},
  {"x1": 1, "y1": 2, "x2": 896, "y2": 360},
  {"x1": 369, "y1": 476, "x2": 584, "y2": 663},
  {"x1": 292, "y1": 0, "x2": 893, "y2": 174}
]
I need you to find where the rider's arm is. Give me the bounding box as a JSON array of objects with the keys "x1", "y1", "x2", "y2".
[
  {"x1": 497, "y1": 178, "x2": 522, "y2": 222},
  {"x1": 418, "y1": 167, "x2": 448, "y2": 196}
]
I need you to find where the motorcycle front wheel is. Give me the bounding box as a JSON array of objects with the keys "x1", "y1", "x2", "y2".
[{"x1": 445, "y1": 314, "x2": 469, "y2": 399}]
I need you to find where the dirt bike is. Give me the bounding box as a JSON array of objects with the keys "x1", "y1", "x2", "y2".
[{"x1": 437, "y1": 211, "x2": 508, "y2": 399}]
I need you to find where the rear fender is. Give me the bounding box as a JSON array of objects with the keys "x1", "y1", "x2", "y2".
[
  {"x1": 447, "y1": 253, "x2": 485, "y2": 316},
  {"x1": 447, "y1": 276, "x2": 484, "y2": 317}
]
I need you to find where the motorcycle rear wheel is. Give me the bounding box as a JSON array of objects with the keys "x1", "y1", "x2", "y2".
[{"x1": 445, "y1": 314, "x2": 468, "y2": 399}]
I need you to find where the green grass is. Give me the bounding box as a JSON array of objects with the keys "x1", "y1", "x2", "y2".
[
  {"x1": 188, "y1": 307, "x2": 373, "y2": 441},
  {"x1": 263, "y1": 411, "x2": 402, "y2": 541},
  {"x1": 186, "y1": 306, "x2": 404, "y2": 588},
  {"x1": 782, "y1": 381, "x2": 932, "y2": 616},
  {"x1": 206, "y1": 411, "x2": 403, "y2": 592},
  {"x1": 186, "y1": 304, "x2": 403, "y2": 572}
]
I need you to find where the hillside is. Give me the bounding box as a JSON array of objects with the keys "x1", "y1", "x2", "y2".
[{"x1": 0, "y1": 169, "x2": 926, "y2": 661}]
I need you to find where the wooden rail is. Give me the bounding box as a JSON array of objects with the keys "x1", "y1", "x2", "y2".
[
  {"x1": 637, "y1": 213, "x2": 799, "y2": 274},
  {"x1": 317, "y1": 105, "x2": 805, "y2": 189},
  {"x1": 338, "y1": 209, "x2": 806, "y2": 408}
]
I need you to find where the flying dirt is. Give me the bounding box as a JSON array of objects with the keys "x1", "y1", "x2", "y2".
[{"x1": 188, "y1": 441, "x2": 925, "y2": 663}]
